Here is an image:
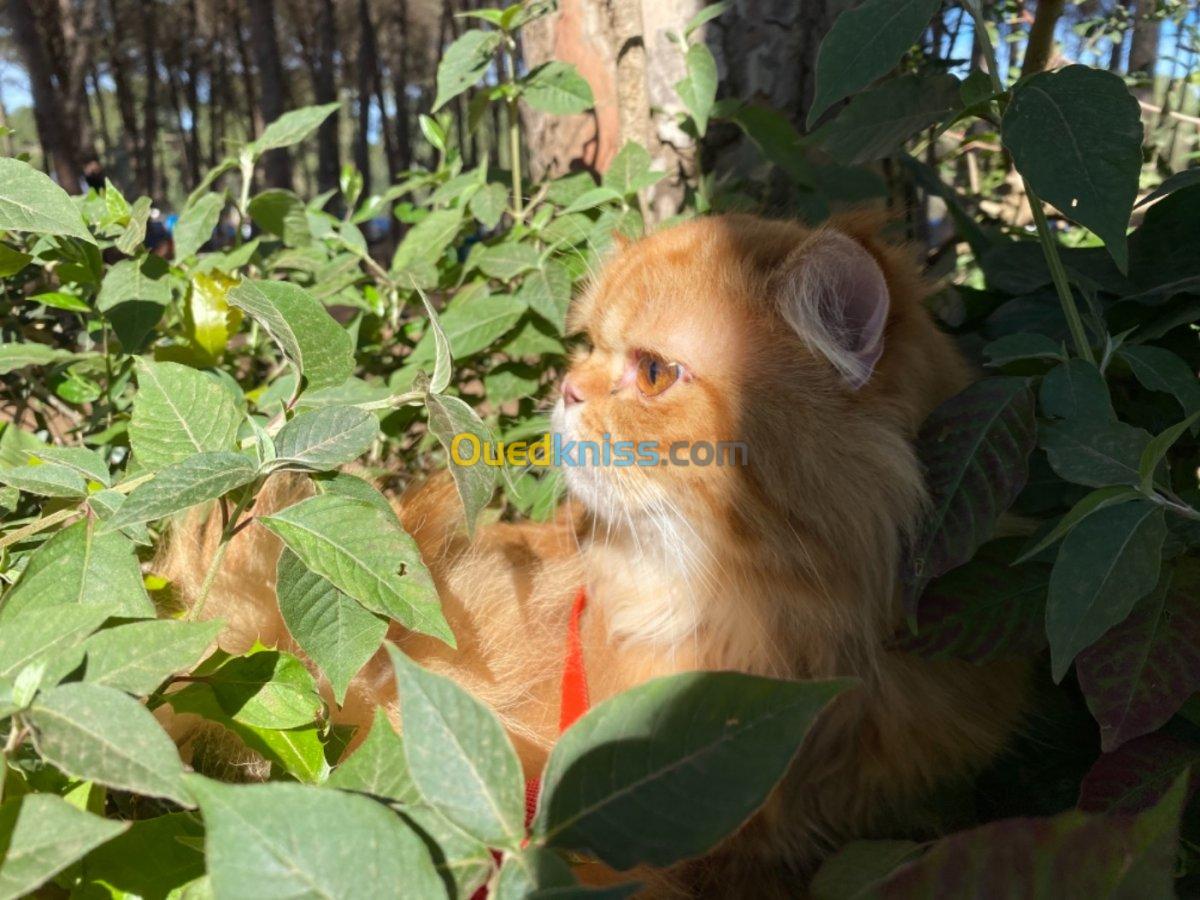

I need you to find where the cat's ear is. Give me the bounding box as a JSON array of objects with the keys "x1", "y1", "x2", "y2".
[{"x1": 776, "y1": 229, "x2": 890, "y2": 389}]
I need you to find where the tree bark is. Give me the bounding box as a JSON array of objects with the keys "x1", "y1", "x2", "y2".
[
  {"x1": 389, "y1": 0, "x2": 412, "y2": 172},
  {"x1": 232, "y1": 0, "x2": 263, "y2": 141},
  {"x1": 105, "y1": 0, "x2": 144, "y2": 192},
  {"x1": 140, "y1": 0, "x2": 160, "y2": 198},
  {"x1": 247, "y1": 0, "x2": 293, "y2": 188},
  {"x1": 1128, "y1": 0, "x2": 1160, "y2": 100},
  {"x1": 7, "y1": 0, "x2": 86, "y2": 188},
  {"x1": 313, "y1": 0, "x2": 341, "y2": 194}
]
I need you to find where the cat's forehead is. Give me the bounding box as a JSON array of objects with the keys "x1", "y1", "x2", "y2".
[{"x1": 573, "y1": 224, "x2": 752, "y2": 365}]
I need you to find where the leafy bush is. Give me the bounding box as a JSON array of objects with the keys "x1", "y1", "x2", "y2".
[{"x1": 0, "y1": 0, "x2": 1199, "y2": 895}]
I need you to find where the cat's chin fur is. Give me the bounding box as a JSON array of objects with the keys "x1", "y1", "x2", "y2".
[{"x1": 158, "y1": 212, "x2": 1029, "y2": 897}]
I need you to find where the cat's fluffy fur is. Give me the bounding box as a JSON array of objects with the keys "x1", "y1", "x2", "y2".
[{"x1": 159, "y1": 213, "x2": 1027, "y2": 895}]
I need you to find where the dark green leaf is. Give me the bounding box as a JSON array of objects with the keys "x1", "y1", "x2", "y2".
[
  {"x1": 1040, "y1": 418, "x2": 1150, "y2": 488},
  {"x1": 533, "y1": 671, "x2": 850, "y2": 869},
  {"x1": 272, "y1": 407, "x2": 380, "y2": 471},
  {"x1": 1002, "y1": 66, "x2": 1142, "y2": 271},
  {"x1": 1039, "y1": 358, "x2": 1115, "y2": 421},
  {"x1": 79, "y1": 619, "x2": 223, "y2": 695},
  {"x1": 104, "y1": 451, "x2": 258, "y2": 531},
  {"x1": 0, "y1": 157, "x2": 95, "y2": 244},
  {"x1": 328, "y1": 707, "x2": 418, "y2": 802},
  {"x1": 434, "y1": 30, "x2": 503, "y2": 111},
  {"x1": 807, "y1": 0, "x2": 941, "y2": 126},
  {"x1": 1046, "y1": 499, "x2": 1166, "y2": 682},
  {"x1": 130, "y1": 359, "x2": 243, "y2": 471},
  {"x1": 818, "y1": 74, "x2": 960, "y2": 165},
  {"x1": 174, "y1": 192, "x2": 224, "y2": 260}
]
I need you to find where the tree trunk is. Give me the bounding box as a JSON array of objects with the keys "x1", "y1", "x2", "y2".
[
  {"x1": 232, "y1": 0, "x2": 263, "y2": 140},
  {"x1": 1128, "y1": 0, "x2": 1160, "y2": 100},
  {"x1": 389, "y1": 0, "x2": 412, "y2": 172},
  {"x1": 106, "y1": 0, "x2": 144, "y2": 192},
  {"x1": 7, "y1": 0, "x2": 86, "y2": 189},
  {"x1": 313, "y1": 0, "x2": 341, "y2": 194},
  {"x1": 140, "y1": 0, "x2": 160, "y2": 198},
  {"x1": 247, "y1": 0, "x2": 293, "y2": 188},
  {"x1": 356, "y1": 0, "x2": 397, "y2": 181}
]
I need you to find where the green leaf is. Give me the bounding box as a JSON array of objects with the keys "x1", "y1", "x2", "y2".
[
  {"x1": 0, "y1": 244, "x2": 32, "y2": 277},
  {"x1": 1138, "y1": 411, "x2": 1200, "y2": 494},
  {"x1": 534, "y1": 672, "x2": 851, "y2": 869},
  {"x1": 28, "y1": 682, "x2": 190, "y2": 804},
  {"x1": 78, "y1": 619, "x2": 223, "y2": 695},
  {"x1": 728, "y1": 104, "x2": 812, "y2": 185},
  {"x1": 433, "y1": 30, "x2": 503, "y2": 111},
  {"x1": 248, "y1": 189, "x2": 311, "y2": 246},
  {"x1": 166, "y1": 684, "x2": 327, "y2": 783},
  {"x1": 0, "y1": 794, "x2": 126, "y2": 900},
  {"x1": 807, "y1": 0, "x2": 941, "y2": 126},
  {"x1": 277, "y1": 549, "x2": 387, "y2": 705},
  {"x1": 327, "y1": 707, "x2": 418, "y2": 802},
  {"x1": 227, "y1": 280, "x2": 354, "y2": 391},
  {"x1": 522, "y1": 61, "x2": 595, "y2": 115},
  {"x1": 0, "y1": 342, "x2": 76, "y2": 375},
  {"x1": 903, "y1": 378, "x2": 1037, "y2": 619},
  {"x1": 186, "y1": 776, "x2": 445, "y2": 900},
  {"x1": 818, "y1": 73, "x2": 961, "y2": 165},
  {"x1": 388, "y1": 646, "x2": 526, "y2": 848},
  {"x1": 1040, "y1": 418, "x2": 1150, "y2": 488},
  {"x1": 477, "y1": 242, "x2": 540, "y2": 281},
  {"x1": 29, "y1": 289, "x2": 89, "y2": 312},
  {"x1": 425, "y1": 392, "x2": 498, "y2": 535},
  {"x1": 1077, "y1": 560, "x2": 1200, "y2": 751},
  {"x1": 683, "y1": 1, "x2": 730, "y2": 37},
  {"x1": 411, "y1": 287, "x2": 527, "y2": 363},
  {"x1": 486, "y1": 362, "x2": 541, "y2": 405},
  {"x1": 469, "y1": 182, "x2": 509, "y2": 229},
  {"x1": 1119, "y1": 345, "x2": 1200, "y2": 421},
  {"x1": 115, "y1": 196, "x2": 151, "y2": 255},
  {"x1": 601, "y1": 142, "x2": 664, "y2": 196},
  {"x1": 1015, "y1": 485, "x2": 1142, "y2": 564},
  {"x1": 810, "y1": 839, "x2": 921, "y2": 900},
  {"x1": 260, "y1": 494, "x2": 453, "y2": 645},
  {"x1": 174, "y1": 192, "x2": 224, "y2": 260},
  {"x1": 104, "y1": 451, "x2": 258, "y2": 531},
  {"x1": 676, "y1": 43, "x2": 718, "y2": 136},
  {"x1": 1046, "y1": 499, "x2": 1166, "y2": 682},
  {"x1": 896, "y1": 538, "x2": 1051, "y2": 664},
  {"x1": 1002, "y1": 66, "x2": 1143, "y2": 272},
  {"x1": 193, "y1": 649, "x2": 322, "y2": 730},
  {"x1": 1039, "y1": 358, "x2": 1115, "y2": 421},
  {"x1": 558, "y1": 187, "x2": 623, "y2": 216},
  {"x1": 494, "y1": 847, "x2": 576, "y2": 899},
  {"x1": 0, "y1": 461, "x2": 87, "y2": 498},
  {"x1": 79, "y1": 812, "x2": 205, "y2": 899},
  {"x1": 983, "y1": 333, "x2": 1065, "y2": 368},
  {"x1": 0, "y1": 605, "x2": 113, "y2": 680},
  {"x1": 1079, "y1": 733, "x2": 1200, "y2": 814},
  {"x1": 311, "y1": 471, "x2": 401, "y2": 524},
  {"x1": 518, "y1": 261, "x2": 572, "y2": 332},
  {"x1": 0, "y1": 157, "x2": 96, "y2": 244},
  {"x1": 416, "y1": 290, "x2": 453, "y2": 394},
  {"x1": 0, "y1": 518, "x2": 153, "y2": 622},
  {"x1": 272, "y1": 407, "x2": 379, "y2": 471},
  {"x1": 391, "y1": 209, "x2": 464, "y2": 275},
  {"x1": 130, "y1": 359, "x2": 243, "y2": 471},
  {"x1": 31, "y1": 446, "x2": 110, "y2": 486},
  {"x1": 249, "y1": 102, "x2": 340, "y2": 156},
  {"x1": 96, "y1": 255, "x2": 171, "y2": 312}
]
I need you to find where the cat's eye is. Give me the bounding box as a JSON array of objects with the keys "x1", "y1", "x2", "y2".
[{"x1": 635, "y1": 353, "x2": 682, "y2": 397}]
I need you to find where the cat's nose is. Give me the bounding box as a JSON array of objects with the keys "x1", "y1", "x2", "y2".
[{"x1": 562, "y1": 377, "x2": 584, "y2": 407}]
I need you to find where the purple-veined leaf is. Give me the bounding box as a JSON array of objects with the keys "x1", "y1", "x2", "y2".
[
  {"x1": 1078, "y1": 732, "x2": 1200, "y2": 814},
  {"x1": 903, "y1": 377, "x2": 1037, "y2": 623},
  {"x1": 1076, "y1": 558, "x2": 1200, "y2": 751}
]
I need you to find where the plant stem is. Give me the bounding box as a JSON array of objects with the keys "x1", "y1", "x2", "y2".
[
  {"x1": 502, "y1": 36, "x2": 523, "y2": 221},
  {"x1": 965, "y1": 0, "x2": 1094, "y2": 363},
  {"x1": 189, "y1": 490, "x2": 253, "y2": 621},
  {"x1": 1025, "y1": 186, "x2": 1095, "y2": 363}
]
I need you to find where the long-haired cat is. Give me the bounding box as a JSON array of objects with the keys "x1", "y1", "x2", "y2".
[{"x1": 159, "y1": 213, "x2": 1027, "y2": 895}]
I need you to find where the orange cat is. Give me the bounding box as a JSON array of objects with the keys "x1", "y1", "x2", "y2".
[{"x1": 160, "y1": 213, "x2": 1027, "y2": 895}]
